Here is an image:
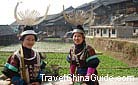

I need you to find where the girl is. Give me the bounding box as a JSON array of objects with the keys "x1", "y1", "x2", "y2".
[
  {"x1": 1, "y1": 26, "x2": 46, "y2": 85},
  {"x1": 67, "y1": 25, "x2": 100, "y2": 85}
]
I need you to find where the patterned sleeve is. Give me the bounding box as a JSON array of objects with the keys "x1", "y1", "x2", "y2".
[
  {"x1": 66, "y1": 56, "x2": 71, "y2": 63},
  {"x1": 86, "y1": 45, "x2": 100, "y2": 68},
  {"x1": 66, "y1": 49, "x2": 71, "y2": 63},
  {"x1": 66, "y1": 49, "x2": 77, "y2": 65},
  {"x1": 2, "y1": 54, "x2": 20, "y2": 78}
]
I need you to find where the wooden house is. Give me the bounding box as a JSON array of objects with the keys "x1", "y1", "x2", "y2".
[
  {"x1": 0, "y1": 25, "x2": 18, "y2": 46},
  {"x1": 88, "y1": 0, "x2": 138, "y2": 38},
  {"x1": 89, "y1": 26, "x2": 133, "y2": 38},
  {"x1": 37, "y1": 6, "x2": 74, "y2": 38}
]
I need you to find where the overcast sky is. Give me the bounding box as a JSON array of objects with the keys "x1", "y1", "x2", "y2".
[{"x1": 0, "y1": 0, "x2": 94, "y2": 25}]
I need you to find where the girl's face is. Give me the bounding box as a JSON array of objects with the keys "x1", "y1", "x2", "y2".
[
  {"x1": 22, "y1": 35, "x2": 35, "y2": 49},
  {"x1": 73, "y1": 32, "x2": 84, "y2": 45}
]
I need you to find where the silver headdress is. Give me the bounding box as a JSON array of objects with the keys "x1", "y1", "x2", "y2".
[
  {"x1": 63, "y1": 7, "x2": 89, "y2": 26},
  {"x1": 63, "y1": 6, "x2": 89, "y2": 34},
  {"x1": 14, "y1": 2, "x2": 50, "y2": 40},
  {"x1": 14, "y1": 2, "x2": 50, "y2": 26}
]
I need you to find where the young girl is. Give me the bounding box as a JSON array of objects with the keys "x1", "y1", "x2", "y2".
[
  {"x1": 1, "y1": 26, "x2": 46, "y2": 85},
  {"x1": 66, "y1": 25, "x2": 100, "y2": 85},
  {"x1": 0, "y1": 2, "x2": 49, "y2": 84}
]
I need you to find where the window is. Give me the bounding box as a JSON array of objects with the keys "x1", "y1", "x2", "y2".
[
  {"x1": 133, "y1": 29, "x2": 136, "y2": 33},
  {"x1": 103, "y1": 29, "x2": 107, "y2": 34},
  {"x1": 97, "y1": 29, "x2": 99, "y2": 34},
  {"x1": 112, "y1": 29, "x2": 116, "y2": 34}
]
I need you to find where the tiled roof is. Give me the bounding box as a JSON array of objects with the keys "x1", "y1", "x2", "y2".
[
  {"x1": 93, "y1": 0, "x2": 129, "y2": 10},
  {"x1": 0, "y1": 25, "x2": 16, "y2": 36}
]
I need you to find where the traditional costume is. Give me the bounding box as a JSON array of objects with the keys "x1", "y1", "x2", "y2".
[
  {"x1": 66, "y1": 25, "x2": 100, "y2": 85},
  {"x1": 63, "y1": 9, "x2": 100, "y2": 84},
  {"x1": 1, "y1": 2, "x2": 49, "y2": 85},
  {"x1": 2, "y1": 42, "x2": 46, "y2": 84}
]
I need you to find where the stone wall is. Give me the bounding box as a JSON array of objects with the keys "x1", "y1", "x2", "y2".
[{"x1": 86, "y1": 38, "x2": 138, "y2": 66}]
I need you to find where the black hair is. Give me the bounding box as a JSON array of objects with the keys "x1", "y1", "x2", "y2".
[
  {"x1": 23, "y1": 26, "x2": 34, "y2": 31},
  {"x1": 77, "y1": 25, "x2": 85, "y2": 32}
]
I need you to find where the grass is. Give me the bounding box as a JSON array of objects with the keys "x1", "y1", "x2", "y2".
[
  {"x1": 0, "y1": 52, "x2": 137, "y2": 77},
  {"x1": 98, "y1": 55, "x2": 138, "y2": 77}
]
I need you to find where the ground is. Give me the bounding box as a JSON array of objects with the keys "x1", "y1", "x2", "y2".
[{"x1": 0, "y1": 41, "x2": 138, "y2": 85}]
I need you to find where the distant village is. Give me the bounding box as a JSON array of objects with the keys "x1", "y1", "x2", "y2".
[{"x1": 0, "y1": 0, "x2": 138, "y2": 45}]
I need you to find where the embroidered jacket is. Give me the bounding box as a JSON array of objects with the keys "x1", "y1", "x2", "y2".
[
  {"x1": 67, "y1": 45, "x2": 100, "y2": 75},
  {"x1": 2, "y1": 47, "x2": 46, "y2": 84}
]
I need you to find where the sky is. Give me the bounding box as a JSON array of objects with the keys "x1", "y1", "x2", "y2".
[{"x1": 0, "y1": 0, "x2": 94, "y2": 25}]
